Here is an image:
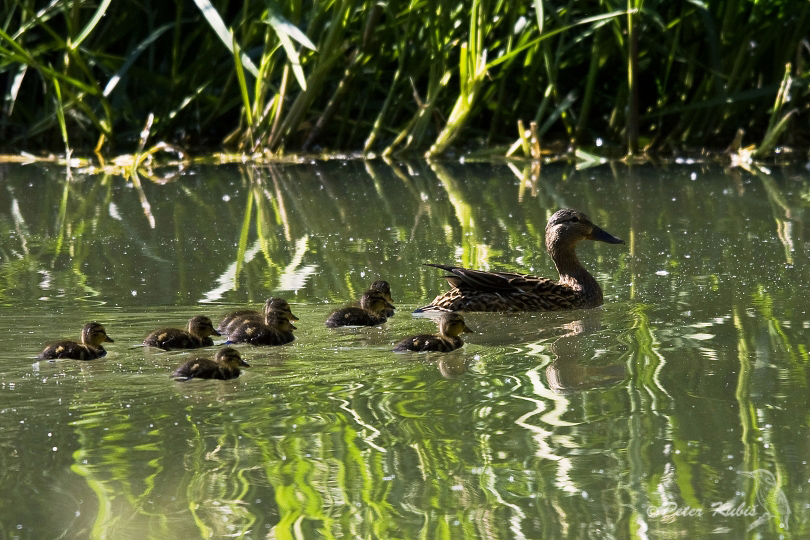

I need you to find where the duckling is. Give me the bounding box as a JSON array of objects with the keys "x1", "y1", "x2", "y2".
[
  {"x1": 218, "y1": 297, "x2": 299, "y2": 335},
  {"x1": 370, "y1": 280, "x2": 395, "y2": 318},
  {"x1": 393, "y1": 312, "x2": 474, "y2": 352},
  {"x1": 143, "y1": 315, "x2": 220, "y2": 350},
  {"x1": 226, "y1": 312, "x2": 297, "y2": 346},
  {"x1": 417, "y1": 208, "x2": 625, "y2": 312},
  {"x1": 38, "y1": 322, "x2": 114, "y2": 360},
  {"x1": 172, "y1": 347, "x2": 250, "y2": 381},
  {"x1": 326, "y1": 288, "x2": 395, "y2": 327}
]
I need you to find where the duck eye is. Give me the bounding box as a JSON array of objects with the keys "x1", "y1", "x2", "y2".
[{"x1": 570, "y1": 216, "x2": 579, "y2": 223}]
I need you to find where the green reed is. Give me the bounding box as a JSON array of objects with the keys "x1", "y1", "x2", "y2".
[{"x1": 1, "y1": 0, "x2": 808, "y2": 157}]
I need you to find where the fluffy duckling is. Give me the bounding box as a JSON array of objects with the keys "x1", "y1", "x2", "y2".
[
  {"x1": 370, "y1": 280, "x2": 395, "y2": 318},
  {"x1": 143, "y1": 315, "x2": 220, "y2": 350},
  {"x1": 226, "y1": 312, "x2": 296, "y2": 346},
  {"x1": 218, "y1": 297, "x2": 299, "y2": 335},
  {"x1": 326, "y1": 288, "x2": 395, "y2": 328},
  {"x1": 172, "y1": 347, "x2": 249, "y2": 381},
  {"x1": 38, "y1": 322, "x2": 114, "y2": 360},
  {"x1": 393, "y1": 313, "x2": 473, "y2": 352}
]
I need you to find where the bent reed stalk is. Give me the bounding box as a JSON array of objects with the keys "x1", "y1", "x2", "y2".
[{"x1": 1, "y1": 0, "x2": 808, "y2": 159}]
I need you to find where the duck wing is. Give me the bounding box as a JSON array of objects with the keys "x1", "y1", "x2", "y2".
[{"x1": 425, "y1": 263, "x2": 554, "y2": 293}]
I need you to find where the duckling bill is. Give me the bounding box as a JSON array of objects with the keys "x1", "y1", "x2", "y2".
[
  {"x1": 326, "y1": 288, "x2": 395, "y2": 327},
  {"x1": 172, "y1": 347, "x2": 249, "y2": 381},
  {"x1": 143, "y1": 315, "x2": 220, "y2": 350},
  {"x1": 38, "y1": 322, "x2": 114, "y2": 360},
  {"x1": 417, "y1": 209, "x2": 624, "y2": 312},
  {"x1": 394, "y1": 313, "x2": 473, "y2": 352}
]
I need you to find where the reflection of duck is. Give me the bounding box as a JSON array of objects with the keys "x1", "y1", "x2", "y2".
[
  {"x1": 418, "y1": 209, "x2": 624, "y2": 312},
  {"x1": 172, "y1": 347, "x2": 249, "y2": 381},
  {"x1": 326, "y1": 289, "x2": 395, "y2": 327},
  {"x1": 394, "y1": 313, "x2": 474, "y2": 352},
  {"x1": 226, "y1": 313, "x2": 296, "y2": 346},
  {"x1": 218, "y1": 297, "x2": 299, "y2": 335},
  {"x1": 38, "y1": 322, "x2": 114, "y2": 360},
  {"x1": 143, "y1": 316, "x2": 220, "y2": 350},
  {"x1": 545, "y1": 314, "x2": 625, "y2": 394}
]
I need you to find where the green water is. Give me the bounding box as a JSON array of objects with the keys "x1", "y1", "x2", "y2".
[{"x1": 1, "y1": 160, "x2": 808, "y2": 539}]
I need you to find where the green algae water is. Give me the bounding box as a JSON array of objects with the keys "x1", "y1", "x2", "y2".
[{"x1": 1, "y1": 160, "x2": 808, "y2": 539}]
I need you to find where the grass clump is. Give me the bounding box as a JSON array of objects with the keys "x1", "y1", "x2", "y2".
[{"x1": 1, "y1": 0, "x2": 808, "y2": 158}]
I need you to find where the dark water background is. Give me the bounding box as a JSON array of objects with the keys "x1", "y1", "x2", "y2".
[{"x1": 0, "y1": 159, "x2": 808, "y2": 539}]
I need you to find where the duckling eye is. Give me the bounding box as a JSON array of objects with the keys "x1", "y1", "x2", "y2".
[{"x1": 570, "y1": 216, "x2": 579, "y2": 223}]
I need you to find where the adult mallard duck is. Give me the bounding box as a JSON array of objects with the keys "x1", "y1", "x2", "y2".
[
  {"x1": 417, "y1": 209, "x2": 625, "y2": 312},
  {"x1": 227, "y1": 312, "x2": 297, "y2": 346},
  {"x1": 394, "y1": 312, "x2": 474, "y2": 352},
  {"x1": 38, "y1": 322, "x2": 114, "y2": 360},
  {"x1": 326, "y1": 288, "x2": 395, "y2": 327},
  {"x1": 143, "y1": 315, "x2": 220, "y2": 350},
  {"x1": 172, "y1": 347, "x2": 249, "y2": 381},
  {"x1": 218, "y1": 297, "x2": 299, "y2": 336}
]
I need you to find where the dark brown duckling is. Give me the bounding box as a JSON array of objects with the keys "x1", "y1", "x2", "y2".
[
  {"x1": 326, "y1": 289, "x2": 395, "y2": 328},
  {"x1": 218, "y1": 297, "x2": 299, "y2": 335},
  {"x1": 226, "y1": 312, "x2": 296, "y2": 346},
  {"x1": 143, "y1": 315, "x2": 220, "y2": 350},
  {"x1": 370, "y1": 280, "x2": 395, "y2": 318},
  {"x1": 172, "y1": 347, "x2": 250, "y2": 381},
  {"x1": 393, "y1": 313, "x2": 474, "y2": 352},
  {"x1": 38, "y1": 322, "x2": 114, "y2": 360}
]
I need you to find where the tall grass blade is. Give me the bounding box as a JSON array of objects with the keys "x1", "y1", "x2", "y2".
[
  {"x1": 69, "y1": 0, "x2": 112, "y2": 50},
  {"x1": 192, "y1": 0, "x2": 259, "y2": 77}
]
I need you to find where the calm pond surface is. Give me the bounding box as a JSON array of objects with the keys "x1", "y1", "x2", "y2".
[{"x1": 1, "y1": 159, "x2": 809, "y2": 539}]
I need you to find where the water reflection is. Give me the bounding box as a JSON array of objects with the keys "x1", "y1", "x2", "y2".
[{"x1": 0, "y1": 160, "x2": 809, "y2": 538}]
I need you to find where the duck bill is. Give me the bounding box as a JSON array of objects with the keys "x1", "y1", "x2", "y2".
[
  {"x1": 239, "y1": 359, "x2": 251, "y2": 367},
  {"x1": 385, "y1": 301, "x2": 396, "y2": 310},
  {"x1": 105, "y1": 336, "x2": 115, "y2": 343},
  {"x1": 288, "y1": 313, "x2": 300, "y2": 322},
  {"x1": 591, "y1": 226, "x2": 625, "y2": 245},
  {"x1": 463, "y1": 324, "x2": 474, "y2": 334},
  {"x1": 289, "y1": 323, "x2": 298, "y2": 330},
  {"x1": 211, "y1": 329, "x2": 222, "y2": 336}
]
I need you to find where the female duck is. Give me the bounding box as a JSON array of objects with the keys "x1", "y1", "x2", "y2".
[
  {"x1": 227, "y1": 312, "x2": 297, "y2": 346},
  {"x1": 143, "y1": 315, "x2": 220, "y2": 350},
  {"x1": 38, "y1": 322, "x2": 114, "y2": 360},
  {"x1": 218, "y1": 297, "x2": 299, "y2": 336},
  {"x1": 326, "y1": 289, "x2": 395, "y2": 327},
  {"x1": 172, "y1": 347, "x2": 249, "y2": 381},
  {"x1": 394, "y1": 313, "x2": 474, "y2": 352},
  {"x1": 417, "y1": 209, "x2": 624, "y2": 312}
]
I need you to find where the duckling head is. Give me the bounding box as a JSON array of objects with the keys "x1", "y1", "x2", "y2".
[
  {"x1": 83, "y1": 322, "x2": 114, "y2": 347},
  {"x1": 439, "y1": 312, "x2": 474, "y2": 338},
  {"x1": 216, "y1": 347, "x2": 250, "y2": 368},
  {"x1": 188, "y1": 315, "x2": 221, "y2": 338},
  {"x1": 264, "y1": 297, "x2": 299, "y2": 322},
  {"x1": 545, "y1": 209, "x2": 624, "y2": 256},
  {"x1": 359, "y1": 289, "x2": 396, "y2": 314},
  {"x1": 265, "y1": 312, "x2": 297, "y2": 332},
  {"x1": 370, "y1": 280, "x2": 393, "y2": 302}
]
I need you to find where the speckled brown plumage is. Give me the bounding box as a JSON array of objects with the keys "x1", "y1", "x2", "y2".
[
  {"x1": 393, "y1": 313, "x2": 474, "y2": 352},
  {"x1": 38, "y1": 322, "x2": 114, "y2": 360},
  {"x1": 417, "y1": 209, "x2": 625, "y2": 312},
  {"x1": 143, "y1": 315, "x2": 220, "y2": 350},
  {"x1": 172, "y1": 347, "x2": 249, "y2": 380}
]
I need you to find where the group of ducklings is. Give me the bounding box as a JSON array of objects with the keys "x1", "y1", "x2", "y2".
[
  {"x1": 37, "y1": 280, "x2": 473, "y2": 381},
  {"x1": 37, "y1": 209, "x2": 626, "y2": 381}
]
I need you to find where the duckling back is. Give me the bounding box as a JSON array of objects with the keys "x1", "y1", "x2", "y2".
[
  {"x1": 393, "y1": 313, "x2": 473, "y2": 352},
  {"x1": 218, "y1": 298, "x2": 299, "y2": 336},
  {"x1": 172, "y1": 347, "x2": 249, "y2": 380}
]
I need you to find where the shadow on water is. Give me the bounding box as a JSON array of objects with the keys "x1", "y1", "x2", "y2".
[{"x1": 0, "y1": 160, "x2": 809, "y2": 538}]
